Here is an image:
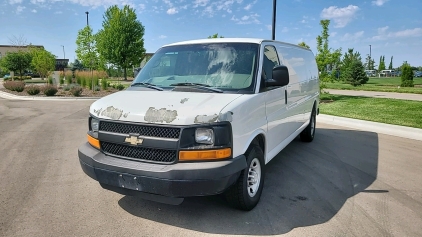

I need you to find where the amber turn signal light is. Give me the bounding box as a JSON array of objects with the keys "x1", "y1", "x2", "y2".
[
  {"x1": 179, "y1": 148, "x2": 231, "y2": 161},
  {"x1": 87, "y1": 134, "x2": 100, "y2": 149}
]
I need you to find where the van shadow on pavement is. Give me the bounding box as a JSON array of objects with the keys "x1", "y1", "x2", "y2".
[{"x1": 118, "y1": 128, "x2": 380, "y2": 235}]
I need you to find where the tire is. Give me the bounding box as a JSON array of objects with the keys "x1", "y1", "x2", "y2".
[
  {"x1": 224, "y1": 145, "x2": 265, "y2": 211},
  {"x1": 300, "y1": 105, "x2": 316, "y2": 142}
]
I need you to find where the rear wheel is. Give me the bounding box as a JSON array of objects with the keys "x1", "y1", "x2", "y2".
[
  {"x1": 300, "y1": 105, "x2": 316, "y2": 142},
  {"x1": 225, "y1": 145, "x2": 265, "y2": 211}
]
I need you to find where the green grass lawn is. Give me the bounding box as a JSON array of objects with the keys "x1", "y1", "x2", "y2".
[
  {"x1": 319, "y1": 93, "x2": 422, "y2": 129},
  {"x1": 325, "y1": 77, "x2": 422, "y2": 94}
]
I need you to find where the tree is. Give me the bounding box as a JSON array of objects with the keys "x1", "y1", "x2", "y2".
[
  {"x1": 378, "y1": 55, "x2": 386, "y2": 71},
  {"x1": 96, "y1": 5, "x2": 146, "y2": 80},
  {"x1": 315, "y1": 19, "x2": 342, "y2": 90},
  {"x1": 75, "y1": 26, "x2": 100, "y2": 70},
  {"x1": 342, "y1": 60, "x2": 369, "y2": 86},
  {"x1": 29, "y1": 47, "x2": 56, "y2": 81},
  {"x1": 208, "y1": 33, "x2": 224, "y2": 38},
  {"x1": 388, "y1": 56, "x2": 393, "y2": 70},
  {"x1": 364, "y1": 54, "x2": 376, "y2": 70},
  {"x1": 298, "y1": 42, "x2": 310, "y2": 49},
  {"x1": 400, "y1": 62, "x2": 414, "y2": 87},
  {"x1": 0, "y1": 51, "x2": 32, "y2": 80},
  {"x1": 339, "y1": 48, "x2": 368, "y2": 86}
]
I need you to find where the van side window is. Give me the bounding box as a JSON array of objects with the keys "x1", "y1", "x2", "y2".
[{"x1": 261, "y1": 45, "x2": 280, "y2": 90}]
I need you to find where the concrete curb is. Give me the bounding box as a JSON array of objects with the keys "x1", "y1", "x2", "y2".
[
  {"x1": 0, "y1": 90, "x2": 101, "y2": 101},
  {"x1": 318, "y1": 114, "x2": 422, "y2": 141}
]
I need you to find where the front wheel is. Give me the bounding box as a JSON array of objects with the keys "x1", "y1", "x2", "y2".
[
  {"x1": 300, "y1": 106, "x2": 316, "y2": 142},
  {"x1": 224, "y1": 145, "x2": 265, "y2": 211}
]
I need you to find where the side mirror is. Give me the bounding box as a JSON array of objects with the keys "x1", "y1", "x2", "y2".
[{"x1": 266, "y1": 65, "x2": 289, "y2": 87}]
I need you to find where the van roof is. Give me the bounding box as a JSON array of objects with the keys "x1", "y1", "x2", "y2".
[{"x1": 163, "y1": 38, "x2": 311, "y2": 51}]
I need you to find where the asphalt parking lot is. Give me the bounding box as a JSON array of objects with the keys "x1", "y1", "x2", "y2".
[{"x1": 0, "y1": 98, "x2": 421, "y2": 237}]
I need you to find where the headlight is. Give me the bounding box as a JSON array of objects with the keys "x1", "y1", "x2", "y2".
[
  {"x1": 195, "y1": 128, "x2": 214, "y2": 145},
  {"x1": 90, "y1": 118, "x2": 99, "y2": 132}
]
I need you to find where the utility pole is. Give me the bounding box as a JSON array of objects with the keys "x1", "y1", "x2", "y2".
[
  {"x1": 369, "y1": 45, "x2": 372, "y2": 70},
  {"x1": 61, "y1": 45, "x2": 65, "y2": 59},
  {"x1": 85, "y1": 11, "x2": 89, "y2": 26},
  {"x1": 272, "y1": 0, "x2": 277, "y2": 40}
]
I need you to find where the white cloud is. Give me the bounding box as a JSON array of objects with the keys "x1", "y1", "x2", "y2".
[
  {"x1": 9, "y1": 0, "x2": 22, "y2": 4},
  {"x1": 31, "y1": 9, "x2": 37, "y2": 13},
  {"x1": 331, "y1": 32, "x2": 337, "y2": 37},
  {"x1": 138, "y1": 4, "x2": 145, "y2": 11},
  {"x1": 30, "y1": 0, "x2": 46, "y2": 4},
  {"x1": 158, "y1": 35, "x2": 167, "y2": 39},
  {"x1": 54, "y1": 11, "x2": 62, "y2": 14},
  {"x1": 378, "y1": 26, "x2": 389, "y2": 34},
  {"x1": 244, "y1": 4, "x2": 252, "y2": 10},
  {"x1": 389, "y1": 28, "x2": 422, "y2": 38},
  {"x1": 16, "y1": 5, "x2": 25, "y2": 14},
  {"x1": 167, "y1": 7, "x2": 178, "y2": 14},
  {"x1": 372, "y1": 0, "x2": 388, "y2": 6},
  {"x1": 231, "y1": 13, "x2": 259, "y2": 24},
  {"x1": 193, "y1": 0, "x2": 209, "y2": 7},
  {"x1": 371, "y1": 27, "x2": 422, "y2": 40},
  {"x1": 320, "y1": 5, "x2": 360, "y2": 28},
  {"x1": 341, "y1": 31, "x2": 364, "y2": 41},
  {"x1": 163, "y1": 0, "x2": 173, "y2": 7}
]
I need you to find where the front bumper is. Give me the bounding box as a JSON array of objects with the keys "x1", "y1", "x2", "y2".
[{"x1": 78, "y1": 142, "x2": 247, "y2": 198}]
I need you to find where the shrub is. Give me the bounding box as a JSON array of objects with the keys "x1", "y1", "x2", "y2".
[
  {"x1": 87, "y1": 78, "x2": 92, "y2": 89},
  {"x1": 70, "y1": 86, "x2": 83, "y2": 97},
  {"x1": 101, "y1": 79, "x2": 108, "y2": 90},
  {"x1": 342, "y1": 60, "x2": 369, "y2": 87},
  {"x1": 116, "y1": 84, "x2": 125, "y2": 91},
  {"x1": 401, "y1": 63, "x2": 414, "y2": 87},
  {"x1": 42, "y1": 85, "x2": 58, "y2": 96},
  {"x1": 3, "y1": 81, "x2": 25, "y2": 92},
  {"x1": 81, "y1": 77, "x2": 87, "y2": 88},
  {"x1": 93, "y1": 85, "x2": 101, "y2": 91},
  {"x1": 26, "y1": 85, "x2": 41, "y2": 95},
  {"x1": 48, "y1": 77, "x2": 53, "y2": 85}
]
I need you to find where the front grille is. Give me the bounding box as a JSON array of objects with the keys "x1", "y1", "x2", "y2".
[
  {"x1": 99, "y1": 121, "x2": 180, "y2": 139},
  {"x1": 101, "y1": 142, "x2": 177, "y2": 163}
]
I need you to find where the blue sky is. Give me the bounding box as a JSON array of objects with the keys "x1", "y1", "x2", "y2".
[{"x1": 1, "y1": 0, "x2": 421, "y2": 67}]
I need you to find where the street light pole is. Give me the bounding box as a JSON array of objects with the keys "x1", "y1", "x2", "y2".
[
  {"x1": 61, "y1": 45, "x2": 65, "y2": 59},
  {"x1": 85, "y1": 11, "x2": 89, "y2": 26},
  {"x1": 272, "y1": 0, "x2": 277, "y2": 40},
  {"x1": 369, "y1": 45, "x2": 372, "y2": 70}
]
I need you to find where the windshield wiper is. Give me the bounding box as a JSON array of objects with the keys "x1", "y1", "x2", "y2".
[
  {"x1": 131, "y1": 82, "x2": 164, "y2": 91},
  {"x1": 169, "y1": 82, "x2": 223, "y2": 93}
]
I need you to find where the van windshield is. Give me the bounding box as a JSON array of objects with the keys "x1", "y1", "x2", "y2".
[{"x1": 133, "y1": 43, "x2": 259, "y2": 93}]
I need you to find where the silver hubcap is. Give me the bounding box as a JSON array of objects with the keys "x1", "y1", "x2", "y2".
[{"x1": 247, "y1": 158, "x2": 261, "y2": 197}]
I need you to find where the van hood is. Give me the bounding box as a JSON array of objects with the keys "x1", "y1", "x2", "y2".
[{"x1": 89, "y1": 90, "x2": 243, "y2": 125}]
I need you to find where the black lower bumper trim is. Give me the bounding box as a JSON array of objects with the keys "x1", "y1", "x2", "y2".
[{"x1": 78, "y1": 142, "x2": 246, "y2": 198}]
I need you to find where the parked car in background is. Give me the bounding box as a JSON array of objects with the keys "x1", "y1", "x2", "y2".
[
  {"x1": 3, "y1": 74, "x2": 10, "y2": 79},
  {"x1": 365, "y1": 70, "x2": 377, "y2": 77}
]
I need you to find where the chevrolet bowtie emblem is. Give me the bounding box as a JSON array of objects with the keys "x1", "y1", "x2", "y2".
[{"x1": 125, "y1": 135, "x2": 144, "y2": 145}]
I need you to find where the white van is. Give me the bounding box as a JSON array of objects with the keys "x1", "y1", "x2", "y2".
[{"x1": 78, "y1": 38, "x2": 320, "y2": 211}]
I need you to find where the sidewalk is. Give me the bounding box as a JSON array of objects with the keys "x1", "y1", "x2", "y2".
[
  {"x1": 325, "y1": 89, "x2": 422, "y2": 101},
  {"x1": 317, "y1": 114, "x2": 422, "y2": 141}
]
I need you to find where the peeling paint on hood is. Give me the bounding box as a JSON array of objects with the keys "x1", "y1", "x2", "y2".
[
  {"x1": 144, "y1": 107, "x2": 178, "y2": 123},
  {"x1": 100, "y1": 106, "x2": 124, "y2": 120},
  {"x1": 194, "y1": 114, "x2": 219, "y2": 123},
  {"x1": 89, "y1": 91, "x2": 243, "y2": 125}
]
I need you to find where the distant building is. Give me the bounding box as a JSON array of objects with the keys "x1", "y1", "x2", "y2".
[{"x1": 0, "y1": 44, "x2": 44, "y2": 59}]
